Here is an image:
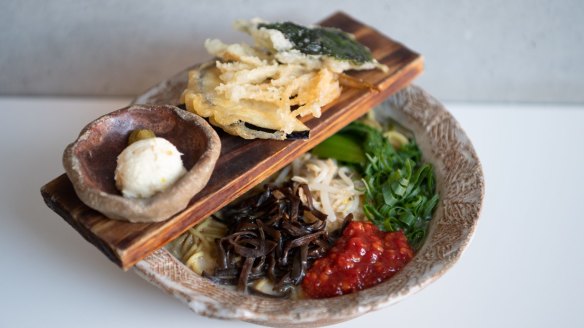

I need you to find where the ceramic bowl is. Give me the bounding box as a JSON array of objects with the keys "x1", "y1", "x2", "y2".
[
  {"x1": 63, "y1": 104, "x2": 221, "y2": 223},
  {"x1": 133, "y1": 85, "x2": 484, "y2": 326}
]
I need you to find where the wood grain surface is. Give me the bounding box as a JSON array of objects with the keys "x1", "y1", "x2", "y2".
[{"x1": 41, "y1": 12, "x2": 423, "y2": 270}]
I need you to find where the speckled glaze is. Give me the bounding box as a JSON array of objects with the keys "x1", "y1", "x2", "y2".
[{"x1": 134, "y1": 85, "x2": 484, "y2": 326}]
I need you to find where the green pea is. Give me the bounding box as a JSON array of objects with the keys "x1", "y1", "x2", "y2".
[{"x1": 128, "y1": 129, "x2": 156, "y2": 145}]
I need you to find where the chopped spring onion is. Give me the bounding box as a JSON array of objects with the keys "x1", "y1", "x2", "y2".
[{"x1": 311, "y1": 120, "x2": 439, "y2": 249}]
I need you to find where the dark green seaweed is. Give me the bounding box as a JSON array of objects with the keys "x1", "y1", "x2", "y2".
[{"x1": 259, "y1": 22, "x2": 373, "y2": 64}]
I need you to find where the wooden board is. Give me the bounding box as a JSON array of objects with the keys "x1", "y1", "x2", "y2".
[{"x1": 41, "y1": 12, "x2": 423, "y2": 270}]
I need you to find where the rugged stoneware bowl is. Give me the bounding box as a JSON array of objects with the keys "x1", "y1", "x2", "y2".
[
  {"x1": 134, "y1": 86, "x2": 484, "y2": 326},
  {"x1": 63, "y1": 104, "x2": 221, "y2": 223}
]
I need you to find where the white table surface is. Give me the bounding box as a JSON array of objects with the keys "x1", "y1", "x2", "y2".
[{"x1": 1, "y1": 96, "x2": 583, "y2": 327}]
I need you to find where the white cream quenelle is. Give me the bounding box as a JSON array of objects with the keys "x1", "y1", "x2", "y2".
[{"x1": 115, "y1": 137, "x2": 186, "y2": 198}]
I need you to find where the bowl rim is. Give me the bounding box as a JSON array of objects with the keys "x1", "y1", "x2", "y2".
[{"x1": 134, "y1": 85, "x2": 484, "y2": 327}]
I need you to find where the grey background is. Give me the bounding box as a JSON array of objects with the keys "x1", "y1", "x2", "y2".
[{"x1": 1, "y1": 0, "x2": 582, "y2": 103}]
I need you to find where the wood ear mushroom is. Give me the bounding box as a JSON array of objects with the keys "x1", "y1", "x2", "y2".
[{"x1": 62, "y1": 104, "x2": 221, "y2": 223}]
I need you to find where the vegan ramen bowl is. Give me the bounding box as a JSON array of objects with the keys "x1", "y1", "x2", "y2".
[
  {"x1": 134, "y1": 85, "x2": 484, "y2": 326},
  {"x1": 40, "y1": 13, "x2": 482, "y2": 327}
]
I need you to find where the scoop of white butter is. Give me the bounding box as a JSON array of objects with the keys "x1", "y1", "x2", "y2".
[{"x1": 115, "y1": 137, "x2": 187, "y2": 198}]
